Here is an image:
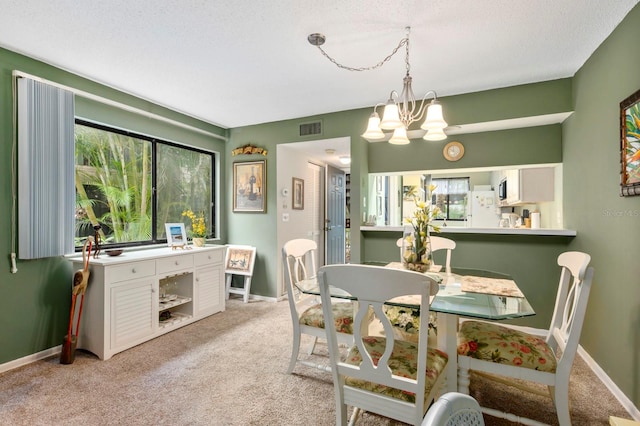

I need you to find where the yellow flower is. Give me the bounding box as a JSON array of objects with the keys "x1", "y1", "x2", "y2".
[
  {"x1": 182, "y1": 209, "x2": 208, "y2": 238},
  {"x1": 402, "y1": 186, "x2": 441, "y2": 265}
]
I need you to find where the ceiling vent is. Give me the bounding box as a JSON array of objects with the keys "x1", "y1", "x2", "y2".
[{"x1": 299, "y1": 120, "x2": 322, "y2": 137}]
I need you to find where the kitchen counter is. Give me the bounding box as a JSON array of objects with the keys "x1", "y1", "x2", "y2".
[{"x1": 359, "y1": 225, "x2": 576, "y2": 237}]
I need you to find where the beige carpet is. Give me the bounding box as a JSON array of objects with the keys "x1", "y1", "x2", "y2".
[{"x1": 0, "y1": 298, "x2": 632, "y2": 425}]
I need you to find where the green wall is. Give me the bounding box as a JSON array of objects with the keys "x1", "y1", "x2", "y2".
[
  {"x1": 0, "y1": 47, "x2": 227, "y2": 364},
  {"x1": 563, "y1": 4, "x2": 640, "y2": 406}
]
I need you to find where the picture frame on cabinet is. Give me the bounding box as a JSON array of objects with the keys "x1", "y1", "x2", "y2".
[
  {"x1": 233, "y1": 160, "x2": 266, "y2": 212},
  {"x1": 620, "y1": 88, "x2": 640, "y2": 197},
  {"x1": 165, "y1": 223, "x2": 187, "y2": 247},
  {"x1": 292, "y1": 177, "x2": 304, "y2": 210}
]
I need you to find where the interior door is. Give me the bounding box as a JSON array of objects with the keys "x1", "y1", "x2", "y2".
[{"x1": 325, "y1": 164, "x2": 345, "y2": 264}]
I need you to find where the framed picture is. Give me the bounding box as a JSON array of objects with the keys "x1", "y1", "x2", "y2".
[
  {"x1": 620, "y1": 88, "x2": 640, "y2": 196},
  {"x1": 165, "y1": 223, "x2": 187, "y2": 247},
  {"x1": 225, "y1": 245, "x2": 256, "y2": 276},
  {"x1": 233, "y1": 160, "x2": 266, "y2": 212},
  {"x1": 292, "y1": 177, "x2": 304, "y2": 210}
]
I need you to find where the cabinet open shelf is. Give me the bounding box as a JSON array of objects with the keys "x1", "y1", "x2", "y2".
[
  {"x1": 159, "y1": 295, "x2": 192, "y2": 311},
  {"x1": 158, "y1": 312, "x2": 192, "y2": 329}
]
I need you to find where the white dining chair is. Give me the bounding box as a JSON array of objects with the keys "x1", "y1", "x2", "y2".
[
  {"x1": 282, "y1": 238, "x2": 354, "y2": 374},
  {"x1": 457, "y1": 251, "x2": 594, "y2": 426},
  {"x1": 396, "y1": 235, "x2": 456, "y2": 273},
  {"x1": 422, "y1": 392, "x2": 485, "y2": 426},
  {"x1": 318, "y1": 264, "x2": 448, "y2": 426}
]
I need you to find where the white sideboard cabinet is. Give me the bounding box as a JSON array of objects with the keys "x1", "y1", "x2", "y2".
[{"x1": 69, "y1": 245, "x2": 226, "y2": 360}]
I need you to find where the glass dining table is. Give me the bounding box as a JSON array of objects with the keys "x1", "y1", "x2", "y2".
[{"x1": 295, "y1": 262, "x2": 535, "y2": 392}]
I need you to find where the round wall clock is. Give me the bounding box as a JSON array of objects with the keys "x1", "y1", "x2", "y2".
[{"x1": 443, "y1": 141, "x2": 465, "y2": 161}]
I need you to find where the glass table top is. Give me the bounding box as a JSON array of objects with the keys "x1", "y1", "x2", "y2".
[{"x1": 296, "y1": 265, "x2": 535, "y2": 321}]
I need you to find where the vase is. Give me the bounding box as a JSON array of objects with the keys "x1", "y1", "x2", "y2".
[
  {"x1": 401, "y1": 226, "x2": 431, "y2": 273},
  {"x1": 192, "y1": 237, "x2": 206, "y2": 247}
]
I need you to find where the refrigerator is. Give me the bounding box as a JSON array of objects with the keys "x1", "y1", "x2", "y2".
[{"x1": 466, "y1": 190, "x2": 501, "y2": 227}]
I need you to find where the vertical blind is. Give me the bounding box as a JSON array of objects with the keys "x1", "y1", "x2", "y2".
[{"x1": 17, "y1": 77, "x2": 75, "y2": 259}]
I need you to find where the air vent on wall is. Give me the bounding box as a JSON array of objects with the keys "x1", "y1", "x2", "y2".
[{"x1": 299, "y1": 120, "x2": 322, "y2": 137}]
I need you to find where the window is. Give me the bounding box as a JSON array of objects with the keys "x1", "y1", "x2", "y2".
[
  {"x1": 432, "y1": 177, "x2": 470, "y2": 221},
  {"x1": 74, "y1": 119, "x2": 215, "y2": 249}
]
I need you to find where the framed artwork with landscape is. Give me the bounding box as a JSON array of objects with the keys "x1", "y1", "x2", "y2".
[
  {"x1": 165, "y1": 223, "x2": 187, "y2": 247},
  {"x1": 233, "y1": 160, "x2": 266, "y2": 212},
  {"x1": 620, "y1": 88, "x2": 640, "y2": 196}
]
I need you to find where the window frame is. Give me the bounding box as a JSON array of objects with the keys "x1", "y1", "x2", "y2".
[
  {"x1": 431, "y1": 177, "x2": 470, "y2": 221},
  {"x1": 74, "y1": 118, "x2": 217, "y2": 250}
]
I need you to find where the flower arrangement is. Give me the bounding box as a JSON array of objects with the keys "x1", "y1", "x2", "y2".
[
  {"x1": 402, "y1": 185, "x2": 441, "y2": 270},
  {"x1": 181, "y1": 209, "x2": 207, "y2": 238},
  {"x1": 385, "y1": 306, "x2": 438, "y2": 339}
]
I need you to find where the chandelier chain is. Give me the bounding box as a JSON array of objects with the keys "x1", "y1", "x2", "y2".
[{"x1": 315, "y1": 37, "x2": 409, "y2": 72}]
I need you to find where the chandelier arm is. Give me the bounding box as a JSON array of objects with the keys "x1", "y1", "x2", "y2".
[{"x1": 314, "y1": 37, "x2": 408, "y2": 72}]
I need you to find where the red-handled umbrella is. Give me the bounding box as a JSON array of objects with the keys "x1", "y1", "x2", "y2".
[{"x1": 60, "y1": 237, "x2": 93, "y2": 364}]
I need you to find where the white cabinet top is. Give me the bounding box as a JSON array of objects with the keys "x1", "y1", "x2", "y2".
[{"x1": 67, "y1": 245, "x2": 226, "y2": 266}]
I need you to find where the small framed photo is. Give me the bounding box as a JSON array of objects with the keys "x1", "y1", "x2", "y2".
[
  {"x1": 225, "y1": 245, "x2": 256, "y2": 276},
  {"x1": 620, "y1": 88, "x2": 640, "y2": 196},
  {"x1": 292, "y1": 177, "x2": 304, "y2": 210},
  {"x1": 165, "y1": 223, "x2": 187, "y2": 247},
  {"x1": 233, "y1": 160, "x2": 266, "y2": 212}
]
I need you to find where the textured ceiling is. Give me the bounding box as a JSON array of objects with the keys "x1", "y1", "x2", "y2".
[{"x1": 0, "y1": 0, "x2": 638, "y2": 129}]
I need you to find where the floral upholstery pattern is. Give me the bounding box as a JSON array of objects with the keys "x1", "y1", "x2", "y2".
[
  {"x1": 343, "y1": 337, "x2": 448, "y2": 404},
  {"x1": 300, "y1": 302, "x2": 354, "y2": 334},
  {"x1": 383, "y1": 306, "x2": 437, "y2": 342},
  {"x1": 457, "y1": 321, "x2": 557, "y2": 373}
]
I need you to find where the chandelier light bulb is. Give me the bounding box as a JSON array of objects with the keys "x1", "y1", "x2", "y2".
[
  {"x1": 421, "y1": 100, "x2": 448, "y2": 130},
  {"x1": 423, "y1": 127, "x2": 447, "y2": 141},
  {"x1": 379, "y1": 100, "x2": 402, "y2": 130},
  {"x1": 361, "y1": 112, "x2": 386, "y2": 140},
  {"x1": 389, "y1": 127, "x2": 410, "y2": 145}
]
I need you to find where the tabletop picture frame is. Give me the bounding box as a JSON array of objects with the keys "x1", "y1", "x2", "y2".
[
  {"x1": 292, "y1": 177, "x2": 304, "y2": 210},
  {"x1": 620, "y1": 88, "x2": 640, "y2": 197},
  {"x1": 225, "y1": 245, "x2": 257, "y2": 276},
  {"x1": 233, "y1": 160, "x2": 266, "y2": 212},
  {"x1": 165, "y1": 223, "x2": 187, "y2": 247}
]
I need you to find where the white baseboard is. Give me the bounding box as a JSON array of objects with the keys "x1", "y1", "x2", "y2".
[
  {"x1": 0, "y1": 345, "x2": 61, "y2": 374},
  {"x1": 578, "y1": 346, "x2": 640, "y2": 421}
]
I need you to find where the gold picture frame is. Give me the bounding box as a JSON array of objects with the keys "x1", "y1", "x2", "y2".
[{"x1": 233, "y1": 160, "x2": 266, "y2": 212}]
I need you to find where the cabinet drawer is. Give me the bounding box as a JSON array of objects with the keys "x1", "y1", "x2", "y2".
[
  {"x1": 194, "y1": 249, "x2": 224, "y2": 267},
  {"x1": 157, "y1": 255, "x2": 194, "y2": 274},
  {"x1": 109, "y1": 261, "x2": 156, "y2": 283}
]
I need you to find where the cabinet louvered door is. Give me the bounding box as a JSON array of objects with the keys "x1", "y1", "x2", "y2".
[
  {"x1": 110, "y1": 278, "x2": 156, "y2": 352},
  {"x1": 195, "y1": 265, "x2": 224, "y2": 317}
]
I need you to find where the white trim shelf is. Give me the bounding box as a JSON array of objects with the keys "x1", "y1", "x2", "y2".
[{"x1": 360, "y1": 225, "x2": 576, "y2": 237}]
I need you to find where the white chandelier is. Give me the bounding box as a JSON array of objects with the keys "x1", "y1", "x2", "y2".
[{"x1": 308, "y1": 27, "x2": 448, "y2": 145}]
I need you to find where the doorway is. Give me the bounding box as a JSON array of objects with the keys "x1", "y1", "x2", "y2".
[{"x1": 275, "y1": 137, "x2": 350, "y2": 295}]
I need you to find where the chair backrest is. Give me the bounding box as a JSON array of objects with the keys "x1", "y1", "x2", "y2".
[
  {"x1": 422, "y1": 392, "x2": 485, "y2": 426},
  {"x1": 318, "y1": 264, "x2": 440, "y2": 424},
  {"x1": 282, "y1": 239, "x2": 318, "y2": 313},
  {"x1": 429, "y1": 236, "x2": 456, "y2": 273},
  {"x1": 396, "y1": 235, "x2": 456, "y2": 273},
  {"x1": 547, "y1": 251, "x2": 594, "y2": 374}
]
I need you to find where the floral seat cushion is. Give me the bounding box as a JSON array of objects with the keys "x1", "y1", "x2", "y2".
[
  {"x1": 344, "y1": 337, "x2": 448, "y2": 405},
  {"x1": 300, "y1": 302, "x2": 354, "y2": 334},
  {"x1": 457, "y1": 321, "x2": 557, "y2": 373}
]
